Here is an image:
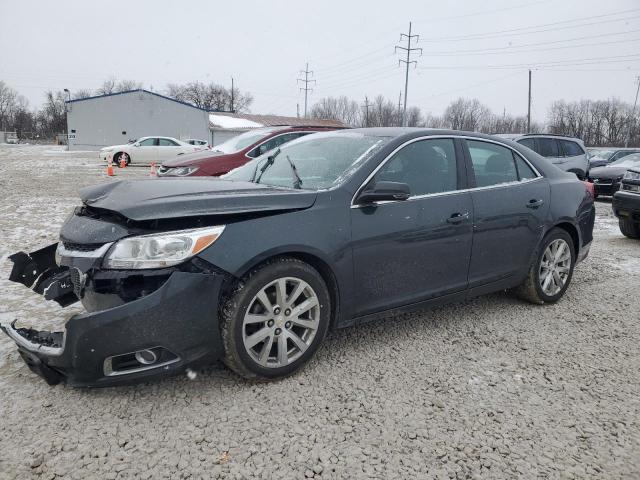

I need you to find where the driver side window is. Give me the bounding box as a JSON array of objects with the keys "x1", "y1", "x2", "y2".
[
  {"x1": 138, "y1": 138, "x2": 156, "y2": 147},
  {"x1": 373, "y1": 138, "x2": 458, "y2": 196}
]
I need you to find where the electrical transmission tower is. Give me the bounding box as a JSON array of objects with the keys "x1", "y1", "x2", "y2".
[
  {"x1": 395, "y1": 22, "x2": 422, "y2": 127},
  {"x1": 297, "y1": 63, "x2": 316, "y2": 118},
  {"x1": 624, "y1": 76, "x2": 640, "y2": 147}
]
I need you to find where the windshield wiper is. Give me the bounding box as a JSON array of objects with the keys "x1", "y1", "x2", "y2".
[
  {"x1": 253, "y1": 148, "x2": 281, "y2": 183},
  {"x1": 286, "y1": 155, "x2": 303, "y2": 189}
]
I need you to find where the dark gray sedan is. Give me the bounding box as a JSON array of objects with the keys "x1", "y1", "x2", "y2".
[
  {"x1": 589, "y1": 154, "x2": 640, "y2": 197},
  {"x1": 2, "y1": 129, "x2": 595, "y2": 386}
]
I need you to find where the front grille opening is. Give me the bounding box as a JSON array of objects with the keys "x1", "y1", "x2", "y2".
[{"x1": 62, "y1": 241, "x2": 105, "y2": 252}]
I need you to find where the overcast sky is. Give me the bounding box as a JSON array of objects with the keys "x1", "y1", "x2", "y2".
[{"x1": 1, "y1": 0, "x2": 639, "y2": 122}]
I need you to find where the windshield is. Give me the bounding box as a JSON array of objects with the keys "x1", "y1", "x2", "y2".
[
  {"x1": 609, "y1": 155, "x2": 640, "y2": 167},
  {"x1": 589, "y1": 149, "x2": 615, "y2": 160},
  {"x1": 213, "y1": 128, "x2": 280, "y2": 154},
  {"x1": 222, "y1": 131, "x2": 390, "y2": 190}
]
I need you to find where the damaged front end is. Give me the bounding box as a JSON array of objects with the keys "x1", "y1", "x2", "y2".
[{"x1": 2, "y1": 237, "x2": 230, "y2": 387}]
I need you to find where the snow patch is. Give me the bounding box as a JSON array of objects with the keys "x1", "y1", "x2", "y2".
[{"x1": 209, "y1": 114, "x2": 263, "y2": 129}]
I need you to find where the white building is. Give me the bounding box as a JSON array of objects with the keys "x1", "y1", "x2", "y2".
[{"x1": 65, "y1": 89, "x2": 213, "y2": 151}]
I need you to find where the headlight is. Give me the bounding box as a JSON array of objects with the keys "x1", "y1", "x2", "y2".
[
  {"x1": 163, "y1": 166, "x2": 199, "y2": 177},
  {"x1": 623, "y1": 170, "x2": 640, "y2": 181},
  {"x1": 103, "y1": 225, "x2": 225, "y2": 269}
]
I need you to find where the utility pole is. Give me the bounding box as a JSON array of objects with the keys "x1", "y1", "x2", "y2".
[
  {"x1": 297, "y1": 63, "x2": 315, "y2": 118},
  {"x1": 527, "y1": 70, "x2": 532, "y2": 133},
  {"x1": 296, "y1": 103, "x2": 300, "y2": 118},
  {"x1": 230, "y1": 76, "x2": 235, "y2": 113},
  {"x1": 395, "y1": 22, "x2": 422, "y2": 127},
  {"x1": 361, "y1": 96, "x2": 371, "y2": 127},
  {"x1": 397, "y1": 92, "x2": 402, "y2": 126},
  {"x1": 624, "y1": 76, "x2": 640, "y2": 148}
]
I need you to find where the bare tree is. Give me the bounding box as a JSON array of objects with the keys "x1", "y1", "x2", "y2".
[
  {"x1": 0, "y1": 80, "x2": 18, "y2": 130},
  {"x1": 72, "y1": 89, "x2": 93, "y2": 100},
  {"x1": 96, "y1": 78, "x2": 142, "y2": 95},
  {"x1": 310, "y1": 96, "x2": 361, "y2": 126},
  {"x1": 166, "y1": 82, "x2": 252, "y2": 112},
  {"x1": 443, "y1": 98, "x2": 491, "y2": 131}
]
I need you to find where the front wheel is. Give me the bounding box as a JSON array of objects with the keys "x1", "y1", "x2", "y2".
[
  {"x1": 220, "y1": 258, "x2": 331, "y2": 379},
  {"x1": 114, "y1": 152, "x2": 130, "y2": 167},
  {"x1": 619, "y1": 218, "x2": 640, "y2": 239},
  {"x1": 513, "y1": 228, "x2": 576, "y2": 304}
]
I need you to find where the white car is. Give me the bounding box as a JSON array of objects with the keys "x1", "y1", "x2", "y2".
[
  {"x1": 184, "y1": 138, "x2": 210, "y2": 149},
  {"x1": 99, "y1": 136, "x2": 206, "y2": 165}
]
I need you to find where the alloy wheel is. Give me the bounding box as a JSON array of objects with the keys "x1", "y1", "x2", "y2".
[
  {"x1": 242, "y1": 277, "x2": 320, "y2": 368},
  {"x1": 538, "y1": 239, "x2": 571, "y2": 296}
]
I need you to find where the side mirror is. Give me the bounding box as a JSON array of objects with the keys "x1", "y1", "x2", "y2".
[{"x1": 356, "y1": 181, "x2": 410, "y2": 204}]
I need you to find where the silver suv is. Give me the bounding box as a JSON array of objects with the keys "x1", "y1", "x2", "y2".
[{"x1": 498, "y1": 134, "x2": 589, "y2": 180}]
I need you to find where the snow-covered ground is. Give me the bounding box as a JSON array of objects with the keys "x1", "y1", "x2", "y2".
[{"x1": 0, "y1": 144, "x2": 638, "y2": 479}]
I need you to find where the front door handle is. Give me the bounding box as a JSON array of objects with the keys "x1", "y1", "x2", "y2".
[
  {"x1": 526, "y1": 199, "x2": 544, "y2": 209},
  {"x1": 446, "y1": 212, "x2": 469, "y2": 224}
]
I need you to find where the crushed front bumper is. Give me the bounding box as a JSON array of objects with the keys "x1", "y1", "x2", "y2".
[{"x1": 2, "y1": 244, "x2": 228, "y2": 387}]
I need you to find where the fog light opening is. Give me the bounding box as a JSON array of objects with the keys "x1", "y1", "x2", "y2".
[{"x1": 135, "y1": 349, "x2": 157, "y2": 365}]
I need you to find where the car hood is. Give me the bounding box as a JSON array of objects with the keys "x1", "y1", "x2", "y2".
[
  {"x1": 78, "y1": 178, "x2": 317, "y2": 221},
  {"x1": 589, "y1": 166, "x2": 631, "y2": 179},
  {"x1": 162, "y1": 149, "x2": 229, "y2": 167},
  {"x1": 100, "y1": 144, "x2": 129, "y2": 152}
]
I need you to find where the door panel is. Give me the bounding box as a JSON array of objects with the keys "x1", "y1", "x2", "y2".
[
  {"x1": 134, "y1": 138, "x2": 158, "y2": 162},
  {"x1": 351, "y1": 194, "x2": 474, "y2": 316},
  {"x1": 464, "y1": 139, "x2": 550, "y2": 286},
  {"x1": 350, "y1": 137, "x2": 473, "y2": 316}
]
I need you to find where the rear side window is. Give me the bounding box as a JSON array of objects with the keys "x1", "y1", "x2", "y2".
[
  {"x1": 559, "y1": 140, "x2": 584, "y2": 157},
  {"x1": 158, "y1": 138, "x2": 178, "y2": 146},
  {"x1": 374, "y1": 138, "x2": 458, "y2": 196},
  {"x1": 537, "y1": 138, "x2": 560, "y2": 157},
  {"x1": 514, "y1": 155, "x2": 537, "y2": 180},
  {"x1": 467, "y1": 141, "x2": 518, "y2": 187},
  {"x1": 517, "y1": 138, "x2": 537, "y2": 151}
]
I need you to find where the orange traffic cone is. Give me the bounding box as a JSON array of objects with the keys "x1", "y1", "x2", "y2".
[
  {"x1": 150, "y1": 162, "x2": 157, "y2": 176},
  {"x1": 119, "y1": 156, "x2": 126, "y2": 169},
  {"x1": 106, "y1": 156, "x2": 114, "y2": 177}
]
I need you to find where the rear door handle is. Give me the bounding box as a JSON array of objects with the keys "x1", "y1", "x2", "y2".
[
  {"x1": 526, "y1": 199, "x2": 544, "y2": 209},
  {"x1": 446, "y1": 212, "x2": 470, "y2": 224}
]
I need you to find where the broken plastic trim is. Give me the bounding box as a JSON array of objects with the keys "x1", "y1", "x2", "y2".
[{"x1": 1, "y1": 320, "x2": 64, "y2": 356}]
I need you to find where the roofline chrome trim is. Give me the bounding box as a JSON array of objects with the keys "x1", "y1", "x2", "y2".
[{"x1": 350, "y1": 134, "x2": 543, "y2": 207}]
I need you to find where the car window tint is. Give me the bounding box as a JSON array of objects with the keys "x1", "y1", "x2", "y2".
[
  {"x1": 373, "y1": 138, "x2": 457, "y2": 196},
  {"x1": 138, "y1": 138, "x2": 156, "y2": 146},
  {"x1": 537, "y1": 138, "x2": 560, "y2": 157},
  {"x1": 467, "y1": 140, "x2": 518, "y2": 187},
  {"x1": 158, "y1": 138, "x2": 178, "y2": 146},
  {"x1": 517, "y1": 138, "x2": 536, "y2": 151},
  {"x1": 514, "y1": 154, "x2": 537, "y2": 181},
  {"x1": 560, "y1": 140, "x2": 583, "y2": 157}
]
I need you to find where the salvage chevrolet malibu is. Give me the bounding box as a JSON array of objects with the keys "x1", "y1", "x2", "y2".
[{"x1": 2, "y1": 129, "x2": 595, "y2": 387}]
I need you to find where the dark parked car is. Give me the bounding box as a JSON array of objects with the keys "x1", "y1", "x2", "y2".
[
  {"x1": 613, "y1": 168, "x2": 640, "y2": 238},
  {"x1": 589, "y1": 148, "x2": 640, "y2": 169},
  {"x1": 588, "y1": 153, "x2": 640, "y2": 197},
  {"x1": 157, "y1": 125, "x2": 342, "y2": 177},
  {"x1": 2, "y1": 129, "x2": 595, "y2": 387}
]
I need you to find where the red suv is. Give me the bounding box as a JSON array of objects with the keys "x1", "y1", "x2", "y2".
[{"x1": 157, "y1": 125, "x2": 343, "y2": 177}]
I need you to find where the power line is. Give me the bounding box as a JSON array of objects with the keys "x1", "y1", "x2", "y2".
[
  {"x1": 395, "y1": 22, "x2": 422, "y2": 127},
  {"x1": 297, "y1": 62, "x2": 315, "y2": 118},
  {"x1": 416, "y1": 7, "x2": 640, "y2": 43}
]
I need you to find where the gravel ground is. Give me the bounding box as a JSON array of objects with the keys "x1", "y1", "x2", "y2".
[{"x1": 0, "y1": 144, "x2": 639, "y2": 479}]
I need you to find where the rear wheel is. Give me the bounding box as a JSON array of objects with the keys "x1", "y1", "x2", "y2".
[
  {"x1": 513, "y1": 228, "x2": 576, "y2": 304},
  {"x1": 619, "y1": 218, "x2": 640, "y2": 239},
  {"x1": 220, "y1": 258, "x2": 331, "y2": 379}
]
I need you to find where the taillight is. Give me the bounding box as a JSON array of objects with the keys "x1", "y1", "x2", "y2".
[{"x1": 583, "y1": 181, "x2": 595, "y2": 198}]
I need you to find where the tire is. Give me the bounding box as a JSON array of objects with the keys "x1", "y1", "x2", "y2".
[
  {"x1": 220, "y1": 257, "x2": 331, "y2": 379},
  {"x1": 513, "y1": 228, "x2": 576, "y2": 305},
  {"x1": 114, "y1": 152, "x2": 130, "y2": 167},
  {"x1": 619, "y1": 218, "x2": 640, "y2": 239}
]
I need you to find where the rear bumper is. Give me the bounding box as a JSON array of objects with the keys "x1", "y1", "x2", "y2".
[
  {"x1": 592, "y1": 181, "x2": 620, "y2": 196},
  {"x1": 1, "y1": 270, "x2": 227, "y2": 387},
  {"x1": 612, "y1": 191, "x2": 640, "y2": 221}
]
